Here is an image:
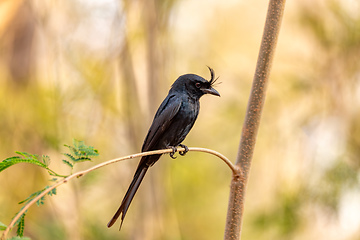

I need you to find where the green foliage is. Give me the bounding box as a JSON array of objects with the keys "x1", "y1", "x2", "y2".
[
  {"x1": 62, "y1": 159, "x2": 73, "y2": 168},
  {"x1": 0, "y1": 222, "x2": 7, "y2": 231},
  {"x1": 8, "y1": 237, "x2": 31, "y2": 240},
  {"x1": 252, "y1": 192, "x2": 301, "y2": 238},
  {"x1": 64, "y1": 139, "x2": 99, "y2": 161},
  {"x1": 63, "y1": 139, "x2": 99, "y2": 173},
  {"x1": 0, "y1": 152, "x2": 46, "y2": 171},
  {"x1": 251, "y1": 159, "x2": 360, "y2": 239},
  {"x1": 0, "y1": 152, "x2": 65, "y2": 178},
  {"x1": 0, "y1": 140, "x2": 98, "y2": 240},
  {"x1": 18, "y1": 187, "x2": 57, "y2": 206},
  {"x1": 16, "y1": 213, "x2": 26, "y2": 237},
  {"x1": 314, "y1": 160, "x2": 359, "y2": 211}
]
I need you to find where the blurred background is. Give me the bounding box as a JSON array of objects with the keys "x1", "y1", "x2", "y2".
[{"x1": 0, "y1": 0, "x2": 360, "y2": 239}]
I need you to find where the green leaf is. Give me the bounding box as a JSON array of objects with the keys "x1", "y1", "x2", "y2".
[
  {"x1": 36, "y1": 196, "x2": 45, "y2": 206},
  {"x1": 62, "y1": 153, "x2": 76, "y2": 162},
  {"x1": 18, "y1": 189, "x2": 43, "y2": 204},
  {"x1": 0, "y1": 152, "x2": 46, "y2": 173},
  {"x1": 0, "y1": 221, "x2": 7, "y2": 231},
  {"x1": 63, "y1": 145, "x2": 78, "y2": 157},
  {"x1": 0, "y1": 140, "x2": 99, "y2": 239},
  {"x1": 0, "y1": 156, "x2": 19, "y2": 172},
  {"x1": 8, "y1": 237, "x2": 31, "y2": 240},
  {"x1": 62, "y1": 159, "x2": 73, "y2": 168},
  {"x1": 62, "y1": 140, "x2": 98, "y2": 168},
  {"x1": 16, "y1": 213, "x2": 25, "y2": 237},
  {"x1": 72, "y1": 156, "x2": 92, "y2": 163},
  {"x1": 1, "y1": 151, "x2": 66, "y2": 177},
  {"x1": 41, "y1": 155, "x2": 51, "y2": 167},
  {"x1": 70, "y1": 139, "x2": 99, "y2": 157},
  {"x1": 15, "y1": 152, "x2": 38, "y2": 160},
  {"x1": 47, "y1": 188, "x2": 57, "y2": 196}
]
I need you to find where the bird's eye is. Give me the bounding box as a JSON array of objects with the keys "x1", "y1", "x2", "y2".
[{"x1": 195, "y1": 82, "x2": 201, "y2": 88}]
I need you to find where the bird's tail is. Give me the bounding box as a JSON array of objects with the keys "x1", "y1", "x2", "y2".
[{"x1": 107, "y1": 161, "x2": 149, "y2": 229}]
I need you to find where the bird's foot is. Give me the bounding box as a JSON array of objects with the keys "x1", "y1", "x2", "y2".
[
  {"x1": 178, "y1": 144, "x2": 189, "y2": 156},
  {"x1": 167, "y1": 146, "x2": 177, "y2": 159}
]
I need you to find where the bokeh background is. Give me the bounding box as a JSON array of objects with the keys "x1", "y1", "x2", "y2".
[{"x1": 1, "y1": 0, "x2": 360, "y2": 239}]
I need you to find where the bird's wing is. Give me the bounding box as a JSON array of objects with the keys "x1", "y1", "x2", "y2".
[
  {"x1": 107, "y1": 95, "x2": 181, "y2": 228},
  {"x1": 142, "y1": 94, "x2": 182, "y2": 152}
]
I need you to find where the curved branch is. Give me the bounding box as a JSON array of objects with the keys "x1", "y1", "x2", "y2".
[
  {"x1": 1, "y1": 146, "x2": 234, "y2": 240},
  {"x1": 186, "y1": 147, "x2": 239, "y2": 175}
]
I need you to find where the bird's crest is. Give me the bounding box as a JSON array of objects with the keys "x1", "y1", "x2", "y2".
[{"x1": 207, "y1": 66, "x2": 221, "y2": 86}]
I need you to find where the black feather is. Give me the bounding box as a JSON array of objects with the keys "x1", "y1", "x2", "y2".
[{"x1": 108, "y1": 68, "x2": 220, "y2": 229}]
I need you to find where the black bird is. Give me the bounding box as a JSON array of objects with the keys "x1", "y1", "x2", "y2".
[{"x1": 107, "y1": 67, "x2": 220, "y2": 229}]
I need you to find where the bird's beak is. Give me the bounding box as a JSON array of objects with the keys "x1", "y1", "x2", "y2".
[{"x1": 201, "y1": 87, "x2": 220, "y2": 97}]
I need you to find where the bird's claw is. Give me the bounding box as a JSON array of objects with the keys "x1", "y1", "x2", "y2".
[
  {"x1": 168, "y1": 146, "x2": 177, "y2": 159},
  {"x1": 178, "y1": 144, "x2": 189, "y2": 156}
]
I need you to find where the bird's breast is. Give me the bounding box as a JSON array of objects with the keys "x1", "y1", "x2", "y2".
[{"x1": 164, "y1": 98, "x2": 199, "y2": 146}]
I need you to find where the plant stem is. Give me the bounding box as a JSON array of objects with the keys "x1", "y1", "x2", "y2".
[
  {"x1": 224, "y1": 1, "x2": 286, "y2": 239},
  {"x1": 45, "y1": 168, "x2": 68, "y2": 178},
  {"x1": 1, "y1": 147, "x2": 234, "y2": 240}
]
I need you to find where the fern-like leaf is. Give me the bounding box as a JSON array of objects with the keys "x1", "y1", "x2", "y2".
[
  {"x1": 18, "y1": 186, "x2": 57, "y2": 206},
  {"x1": 36, "y1": 196, "x2": 46, "y2": 206},
  {"x1": 15, "y1": 152, "x2": 38, "y2": 160},
  {"x1": 62, "y1": 159, "x2": 73, "y2": 168},
  {"x1": 41, "y1": 155, "x2": 51, "y2": 167},
  {"x1": 18, "y1": 190, "x2": 42, "y2": 205},
  {"x1": 62, "y1": 153, "x2": 77, "y2": 162},
  {"x1": 72, "y1": 156, "x2": 92, "y2": 163},
  {"x1": 16, "y1": 213, "x2": 25, "y2": 237},
  {"x1": 63, "y1": 140, "x2": 98, "y2": 166},
  {"x1": 1, "y1": 139, "x2": 98, "y2": 239},
  {"x1": 47, "y1": 188, "x2": 57, "y2": 196},
  {"x1": 63, "y1": 144, "x2": 79, "y2": 157},
  {"x1": 0, "y1": 154, "x2": 47, "y2": 173}
]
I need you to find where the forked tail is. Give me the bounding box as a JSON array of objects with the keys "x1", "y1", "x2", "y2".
[{"x1": 107, "y1": 164, "x2": 149, "y2": 229}]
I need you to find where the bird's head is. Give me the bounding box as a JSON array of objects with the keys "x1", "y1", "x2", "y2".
[{"x1": 170, "y1": 67, "x2": 220, "y2": 99}]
